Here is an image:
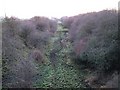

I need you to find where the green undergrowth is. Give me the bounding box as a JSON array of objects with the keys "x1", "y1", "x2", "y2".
[
  {"x1": 33, "y1": 25, "x2": 89, "y2": 88},
  {"x1": 33, "y1": 61, "x2": 88, "y2": 88}
]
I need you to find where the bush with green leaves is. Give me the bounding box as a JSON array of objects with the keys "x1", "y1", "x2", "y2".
[
  {"x1": 2, "y1": 17, "x2": 39, "y2": 88},
  {"x1": 64, "y1": 10, "x2": 119, "y2": 71}
]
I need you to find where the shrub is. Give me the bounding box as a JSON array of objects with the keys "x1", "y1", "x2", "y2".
[
  {"x1": 64, "y1": 10, "x2": 119, "y2": 71},
  {"x1": 2, "y1": 17, "x2": 38, "y2": 88},
  {"x1": 29, "y1": 49, "x2": 45, "y2": 64},
  {"x1": 49, "y1": 20, "x2": 57, "y2": 33},
  {"x1": 2, "y1": 17, "x2": 20, "y2": 37},
  {"x1": 31, "y1": 16, "x2": 50, "y2": 32},
  {"x1": 27, "y1": 30, "x2": 51, "y2": 49},
  {"x1": 19, "y1": 20, "x2": 36, "y2": 46},
  {"x1": 31, "y1": 16, "x2": 57, "y2": 33},
  {"x1": 19, "y1": 20, "x2": 35, "y2": 38},
  {"x1": 61, "y1": 16, "x2": 74, "y2": 29}
]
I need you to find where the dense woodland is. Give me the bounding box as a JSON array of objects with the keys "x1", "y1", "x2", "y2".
[{"x1": 1, "y1": 10, "x2": 119, "y2": 88}]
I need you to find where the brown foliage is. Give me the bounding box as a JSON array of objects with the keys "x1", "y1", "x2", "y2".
[
  {"x1": 30, "y1": 16, "x2": 57, "y2": 33},
  {"x1": 31, "y1": 49, "x2": 45, "y2": 64},
  {"x1": 74, "y1": 37, "x2": 88, "y2": 56}
]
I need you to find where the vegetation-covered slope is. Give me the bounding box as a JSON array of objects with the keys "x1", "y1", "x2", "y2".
[{"x1": 61, "y1": 10, "x2": 119, "y2": 72}]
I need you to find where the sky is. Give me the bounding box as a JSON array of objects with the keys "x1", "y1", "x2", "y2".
[{"x1": 0, "y1": 0, "x2": 119, "y2": 19}]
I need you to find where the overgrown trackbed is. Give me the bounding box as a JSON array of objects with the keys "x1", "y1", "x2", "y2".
[{"x1": 34, "y1": 25, "x2": 88, "y2": 88}]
